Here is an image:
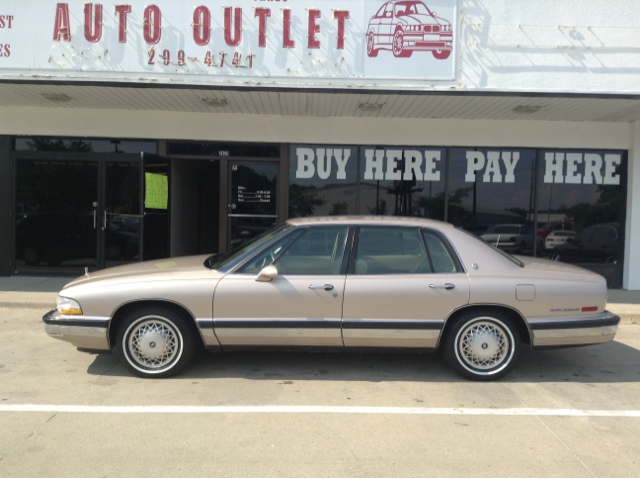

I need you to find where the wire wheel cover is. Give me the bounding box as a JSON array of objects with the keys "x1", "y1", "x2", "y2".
[
  {"x1": 128, "y1": 320, "x2": 179, "y2": 369},
  {"x1": 458, "y1": 321, "x2": 509, "y2": 370},
  {"x1": 393, "y1": 32, "x2": 403, "y2": 55}
]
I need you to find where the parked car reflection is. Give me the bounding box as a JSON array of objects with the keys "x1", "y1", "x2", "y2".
[
  {"x1": 479, "y1": 224, "x2": 534, "y2": 255},
  {"x1": 550, "y1": 223, "x2": 622, "y2": 265}
]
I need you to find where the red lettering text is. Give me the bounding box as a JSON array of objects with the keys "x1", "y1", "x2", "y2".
[
  {"x1": 178, "y1": 50, "x2": 185, "y2": 66},
  {"x1": 144, "y1": 5, "x2": 161, "y2": 45},
  {"x1": 282, "y1": 9, "x2": 295, "y2": 48},
  {"x1": 53, "y1": 3, "x2": 71, "y2": 42},
  {"x1": 193, "y1": 6, "x2": 210, "y2": 46},
  {"x1": 224, "y1": 7, "x2": 242, "y2": 47},
  {"x1": 115, "y1": 5, "x2": 131, "y2": 43},
  {"x1": 333, "y1": 10, "x2": 350, "y2": 50},
  {"x1": 84, "y1": 3, "x2": 103, "y2": 43},
  {"x1": 308, "y1": 9, "x2": 321, "y2": 49},
  {"x1": 255, "y1": 8, "x2": 270, "y2": 48}
]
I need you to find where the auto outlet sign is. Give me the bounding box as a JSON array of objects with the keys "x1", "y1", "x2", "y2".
[{"x1": 0, "y1": 0, "x2": 457, "y2": 88}]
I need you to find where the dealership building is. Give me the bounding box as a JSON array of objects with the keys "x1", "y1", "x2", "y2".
[{"x1": 0, "y1": 0, "x2": 638, "y2": 290}]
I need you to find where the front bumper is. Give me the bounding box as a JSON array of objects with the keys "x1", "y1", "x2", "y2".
[
  {"x1": 529, "y1": 311, "x2": 620, "y2": 348},
  {"x1": 43, "y1": 310, "x2": 111, "y2": 351}
]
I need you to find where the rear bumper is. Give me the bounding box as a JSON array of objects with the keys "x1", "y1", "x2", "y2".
[
  {"x1": 43, "y1": 310, "x2": 111, "y2": 351},
  {"x1": 529, "y1": 311, "x2": 619, "y2": 348}
]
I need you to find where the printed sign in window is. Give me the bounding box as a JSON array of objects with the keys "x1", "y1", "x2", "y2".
[{"x1": 145, "y1": 172, "x2": 168, "y2": 210}]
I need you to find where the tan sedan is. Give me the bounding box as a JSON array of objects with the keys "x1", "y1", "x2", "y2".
[{"x1": 43, "y1": 217, "x2": 620, "y2": 381}]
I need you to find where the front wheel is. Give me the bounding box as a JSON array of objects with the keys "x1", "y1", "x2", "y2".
[
  {"x1": 115, "y1": 307, "x2": 196, "y2": 378},
  {"x1": 366, "y1": 32, "x2": 378, "y2": 57},
  {"x1": 432, "y1": 49, "x2": 451, "y2": 60},
  {"x1": 393, "y1": 30, "x2": 412, "y2": 58},
  {"x1": 443, "y1": 311, "x2": 521, "y2": 381}
]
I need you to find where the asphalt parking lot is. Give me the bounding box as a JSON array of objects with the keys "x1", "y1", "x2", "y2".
[{"x1": 1, "y1": 305, "x2": 640, "y2": 477}]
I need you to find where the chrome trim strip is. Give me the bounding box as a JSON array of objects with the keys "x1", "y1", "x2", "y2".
[
  {"x1": 529, "y1": 311, "x2": 619, "y2": 330},
  {"x1": 533, "y1": 325, "x2": 618, "y2": 347}
]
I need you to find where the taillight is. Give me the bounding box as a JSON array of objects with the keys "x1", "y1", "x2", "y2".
[
  {"x1": 546, "y1": 238, "x2": 552, "y2": 242},
  {"x1": 582, "y1": 307, "x2": 598, "y2": 312}
]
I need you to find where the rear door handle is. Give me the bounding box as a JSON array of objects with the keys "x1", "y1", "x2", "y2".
[
  {"x1": 309, "y1": 284, "x2": 334, "y2": 291},
  {"x1": 429, "y1": 283, "x2": 455, "y2": 290}
]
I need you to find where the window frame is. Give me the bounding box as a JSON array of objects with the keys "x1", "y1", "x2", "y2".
[{"x1": 347, "y1": 225, "x2": 465, "y2": 276}]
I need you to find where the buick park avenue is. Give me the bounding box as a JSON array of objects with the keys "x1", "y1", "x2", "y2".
[{"x1": 43, "y1": 217, "x2": 619, "y2": 381}]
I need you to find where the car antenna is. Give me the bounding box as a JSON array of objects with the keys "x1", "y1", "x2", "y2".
[{"x1": 85, "y1": 266, "x2": 89, "y2": 276}]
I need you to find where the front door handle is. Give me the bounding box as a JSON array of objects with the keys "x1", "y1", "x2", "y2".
[
  {"x1": 309, "y1": 284, "x2": 334, "y2": 291},
  {"x1": 429, "y1": 283, "x2": 455, "y2": 290}
]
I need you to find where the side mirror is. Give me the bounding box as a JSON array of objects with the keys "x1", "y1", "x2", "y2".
[{"x1": 255, "y1": 265, "x2": 278, "y2": 282}]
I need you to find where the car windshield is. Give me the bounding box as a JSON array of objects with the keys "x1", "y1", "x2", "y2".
[
  {"x1": 205, "y1": 224, "x2": 292, "y2": 272},
  {"x1": 487, "y1": 226, "x2": 520, "y2": 235},
  {"x1": 395, "y1": 1, "x2": 431, "y2": 16}
]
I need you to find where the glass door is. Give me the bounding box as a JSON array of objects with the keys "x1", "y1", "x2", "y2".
[
  {"x1": 15, "y1": 157, "x2": 100, "y2": 275},
  {"x1": 228, "y1": 162, "x2": 279, "y2": 250}
]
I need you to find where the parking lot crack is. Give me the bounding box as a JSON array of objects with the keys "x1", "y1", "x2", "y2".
[
  {"x1": 502, "y1": 384, "x2": 597, "y2": 477},
  {"x1": 0, "y1": 412, "x2": 58, "y2": 463}
]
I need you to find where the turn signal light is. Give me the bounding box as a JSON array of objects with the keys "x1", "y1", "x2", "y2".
[
  {"x1": 57, "y1": 296, "x2": 83, "y2": 315},
  {"x1": 582, "y1": 307, "x2": 598, "y2": 312}
]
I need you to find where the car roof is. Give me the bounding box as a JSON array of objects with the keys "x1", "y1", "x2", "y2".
[{"x1": 285, "y1": 216, "x2": 454, "y2": 229}]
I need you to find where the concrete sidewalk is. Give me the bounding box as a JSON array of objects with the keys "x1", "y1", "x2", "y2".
[{"x1": 1, "y1": 276, "x2": 639, "y2": 323}]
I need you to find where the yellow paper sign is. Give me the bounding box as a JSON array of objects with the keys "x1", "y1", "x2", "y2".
[{"x1": 145, "y1": 172, "x2": 168, "y2": 210}]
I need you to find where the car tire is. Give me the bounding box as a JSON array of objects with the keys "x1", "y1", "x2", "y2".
[
  {"x1": 432, "y1": 49, "x2": 451, "y2": 60},
  {"x1": 115, "y1": 307, "x2": 196, "y2": 379},
  {"x1": 605, "y1": 255, "x2": 618, "y2": 265},
  {"x1": 23, "y1": 246, "x2": 39, "y2": 266},
  {"x1": 443, "y1": 311, "x2": 521, "y2": 381},
  {"x1": 367, "y1": 32, "x2": 378, "y2": 57},
  {"x1": 392, "y1": 30, "x2": 412, "y2": 58}
]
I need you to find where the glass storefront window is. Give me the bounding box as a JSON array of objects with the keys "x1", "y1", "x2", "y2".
[
  {"x1": 447, "y1": 148, "x2": 537, "y2": 255},
  {"x1": 538, "y1": 149, "x2": 626, "y2": 287},
  {"x1": 288, "y1": 145, "x2": 358, "y2": 218},
  {"x1": 169, "y1": 142, "x2": 280, "y2": 158},
  {"x1": 359, "y1": 147, "x2": 446, "y2": 220},
  {"x1": 15, "y1": 138, "x2": 157, "y2": 154}
]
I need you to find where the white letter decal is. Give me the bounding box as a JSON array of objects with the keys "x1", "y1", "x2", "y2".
[
  {"x1": 583, "y1": 154, "x2": 603, "y2": 185},
  {"x1": 296, "y1": 148, "x2": 315, "y2": 179},
  {"x1": 423, "y1": 151, "x2": 441, "y2": 181},
  {"x1": 386, "y1": 150, "x2": 403, "y2": 181},
  {"x1": 317, "y1": 148, "x2": 331, "y2": 180},
  {"x1": 465, "y1": 152, "x2": 485, "y2": 182},
  {"x1": 334, "y1": 149, "x2": 350, "y2": 180},
  {"x1": 364, "y1": 149, "x2": 385, "y2": 180},
  {"x1": 502, "y1": 152, "x2": 519, "y2": 183},
  {"x1": 403, "y1": 150, "x2": 423, "y2": 181},
  {"x1": 543, "y1": 152, "x2": 564, "y2": 184},
  {"x1": 565, "y1": 153, "x2": 583, "y2": 184},
  {"x1": 483, "y1": 151, "x2": 503, "y2": 183},
  {"x1": 603, "y1": 154, "x2": 621, "y2": 185}
]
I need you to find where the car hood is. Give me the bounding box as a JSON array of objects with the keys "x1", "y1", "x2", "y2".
[
  {"x1": 62, "y1": 254, "x2": 224, "y2": 290},
  {"x1": 514, "y1": 255, "x2": 605, "y2": 283}
]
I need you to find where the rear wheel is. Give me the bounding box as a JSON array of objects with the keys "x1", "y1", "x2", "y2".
[
  {"x1": 367, "y1": 32, "x2": 379, "y2": 57},
  {"x1": 23, "y1": 246, "x2": 39, "y2": 265},
  {"x1": 443, "y1": 311, "x2": 521, "y2": 381},
  {"x1": 115, "y1": 307, "x2": 196, "y2": 378}
]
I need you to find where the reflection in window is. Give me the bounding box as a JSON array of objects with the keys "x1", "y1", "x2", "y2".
[
  {"x1": 276, "y1": 227, "x2": 349, "y2": 275},
  {"x1": 359, "y1": 147, "x2": 446, "y2": 220},
  {"x1": 355, "y1": 227, "x2": 431, "y2": 275},
  {"x1": 15, "y1": 138, "x2": 157, "y2": 154},
  {"x1": 539, "y1": 150, "x2": 625, "y2": 287},
  {"x1": 289, "y1": 146, "x2": 358, "y2": 218},
  {"x1": 448, "y1": 148, "x2": 537, "y2": 256}
]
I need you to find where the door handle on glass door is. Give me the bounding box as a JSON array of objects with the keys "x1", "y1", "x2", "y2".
[
  {"x1": 309, "y1": 284, "x2": 334, "y2": 291},
  {"x1": 429, "y1": 283, "x2": 455, "y2": 290}
]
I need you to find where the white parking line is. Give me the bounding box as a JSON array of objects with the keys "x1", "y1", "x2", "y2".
[{"x1": 1, "y1": 405, "x2": 639, "y2": 417}]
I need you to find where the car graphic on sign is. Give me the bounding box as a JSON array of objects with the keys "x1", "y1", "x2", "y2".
[{"x1": 367, "y1": 0, "x2": 453, "y2": 59}]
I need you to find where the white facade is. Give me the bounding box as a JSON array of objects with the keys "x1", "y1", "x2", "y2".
[{"x1": 0, "y1": 0, "x2": 639, "y2": 287}]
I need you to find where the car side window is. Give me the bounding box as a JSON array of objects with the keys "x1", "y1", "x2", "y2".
[
  {"x1": 375, "y1": 4, "x2": 386, "y2": 18},
  {"x1": 236, "y1": 230, "x2": 303, "y2": 274},
  {"x1": 274, "y1": 227, "x2": 349, "y2": 275},
  {"x1": 421, "y1": 230, "x2": 461, "y2": 273},
  {"x1": 354, "y1": 227, "x2": 432, "y2": 275},
  {"x1": 383, "y1": 4, "x2": 393, "y2": 18}
]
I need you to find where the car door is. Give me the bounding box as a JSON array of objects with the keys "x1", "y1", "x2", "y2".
[
  {"x1": 213, "y1": 226, "x2": 350, "y2": 347},
  {"x1": 342, "y1": 226, "x2": 470, "y2": 348}
]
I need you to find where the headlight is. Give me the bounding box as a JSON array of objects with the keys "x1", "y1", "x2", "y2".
[{"x1": 57, "y1": 296, "x2": 83, "y2": 315}]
